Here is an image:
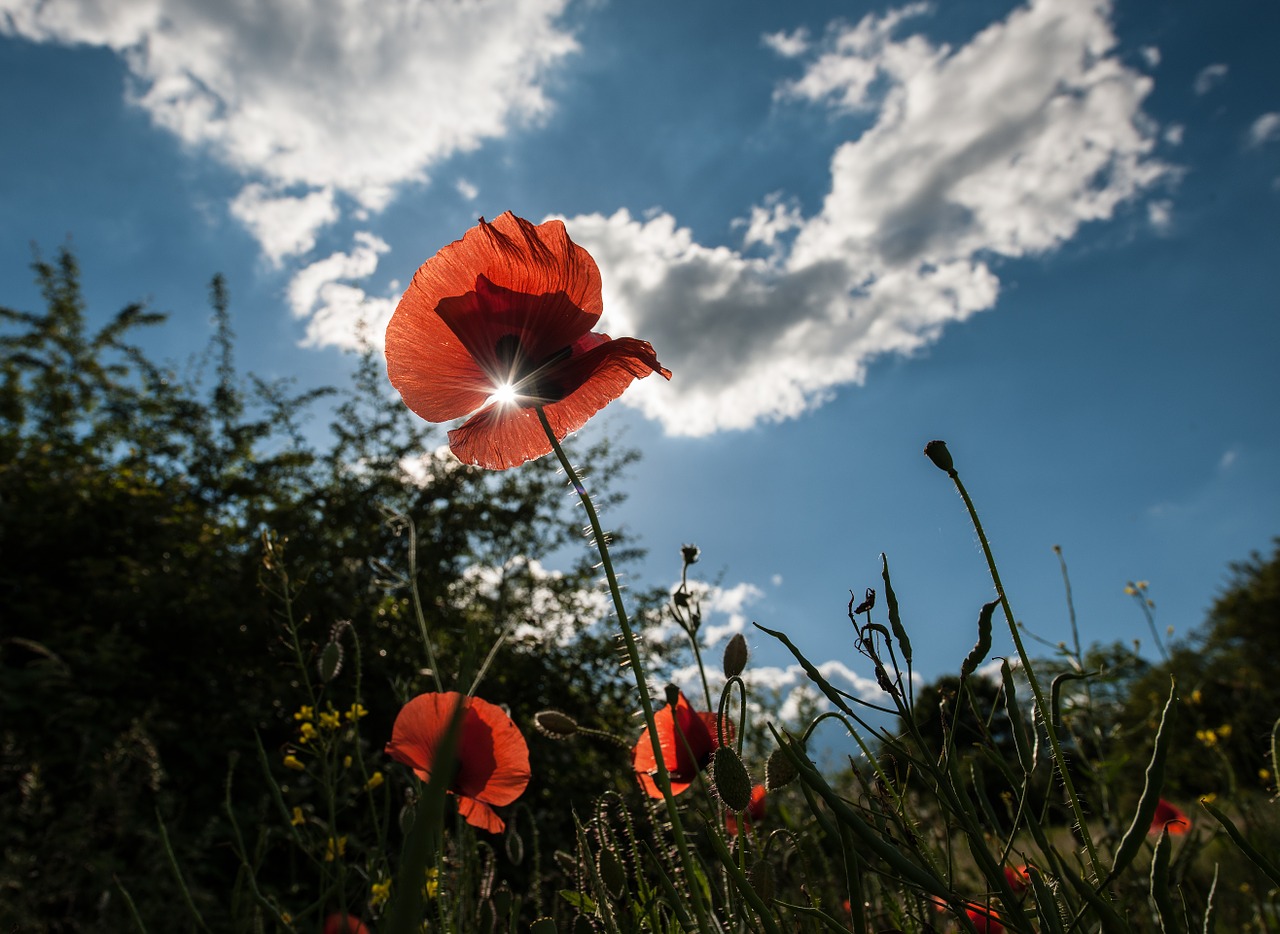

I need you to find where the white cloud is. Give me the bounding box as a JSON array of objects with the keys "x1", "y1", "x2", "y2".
[
  {"x1": 286, "y1": 232, "x2": 395, "y2": 348},
  {"x1": 1140, "y1": 45, "x2": 1160, "y2": 68},
  {"x1": 762, "y1": 27, "x2": 810, "y2": 59},
  {"x1": 1163, "y1": 124, "x2": 1185, "y2": 146},
  {"x1": 229, "y1": 184, "x2": 338, "y2": 265},
  {"x1": 1, "y1": 0, "x2": 579, "y2": 247},
  {"x1": 1193, "y1": 63, "x2": 1228, "y2": 96},
  {"x1": 647, "y1": 578, "x2": 767, "y2": 649},
  {"x1": 1147, "y1": 199, "x2": 1173, "y2": 233},
  {"x1": 455, "y1": 178, "x2": 480, "y2": 201},
  {"x1": 567, "y1": 0, "x2": 1168, "y2": 436},
  {"x1": 1247, "y1": 112, "x2": 1280, "y2": 148}
]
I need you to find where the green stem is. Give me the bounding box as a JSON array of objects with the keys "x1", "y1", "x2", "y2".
[
  {"x1": 946, "y1": 466, "x2": 1104, "y2": 881},
  {"x1": 535, "y1": 407, "x2": 711, "y2": 931}
]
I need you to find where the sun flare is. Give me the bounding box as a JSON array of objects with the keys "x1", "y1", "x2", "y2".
[{"x1": 490, "y1": 382, "x2": 518, "y2": 406}]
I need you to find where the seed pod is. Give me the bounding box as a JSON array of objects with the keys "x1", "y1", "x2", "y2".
[
  {"x1": 319, "y1": 639, "x2": 344, "y2": 682},
  {"x1": 713, "y1": 746, "x2": 753, "y2": 812},
  {"x1": 598, "y1": 845, "x2": 627, "y2": 899},
  {"x1": 723, "y1": 633, "x2": 749, "y2": 678},
  {"x1": 749, "y1": 858, "x2": 776, "y2": 903}
]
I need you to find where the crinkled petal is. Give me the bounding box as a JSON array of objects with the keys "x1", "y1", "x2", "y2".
[
  {"x1": 448, "y1": 335, "x2": 671, "y2": 470},
  {"x1": 632, "y1": 692, "x2": 722, "y2": 799},
  {"x1": 456, "y1": 795, "x2": 506, "y2": 834}
]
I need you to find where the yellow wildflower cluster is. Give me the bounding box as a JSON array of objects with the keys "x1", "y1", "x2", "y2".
[
  {"x1": 370, "y1": 879, "x2": 391, "y2": 909},
  {"x1": 319, "y1": 708, "x2": 343, "y2": 731},
  {"x1": 1196, "y1": 724, "x2": 1233, "y2": 747},
  {"x1": 282, "y1": 754, "x2": 305, "y2": 772},
  {"x1": 324, "y1": 835, "x2": 348, "y2": 862},
  {"x1": 346, "y1": 702, "x2": 369, "y2": 723}
]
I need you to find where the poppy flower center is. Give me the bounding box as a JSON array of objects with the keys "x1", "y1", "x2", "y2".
[{"x1": 490, "y1": 334, "x2": 572, "y2": 405}]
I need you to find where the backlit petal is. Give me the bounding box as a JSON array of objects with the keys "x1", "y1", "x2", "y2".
[{"x1": 456, "y1": 795, "x2": 506, "y2": 834}]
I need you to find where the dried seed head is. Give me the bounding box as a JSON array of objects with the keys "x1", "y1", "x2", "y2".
[
  {"x1": 765, "y1": 745, "x2": 799, "y2": 791},
  {"x1": 924, "y1": 439, "x2": 956, "y2": 475},
  {"x1": 681, "y1": 543, "x2": 701, "y2": 566},
  {"x1": 712, "y1": 746, "x2": 753, "y2": 812},
  {"x1": 723, "y1": 633, "x2": 749, "y2": 678},
  {"x1": 533, "y1": 709, "x2": 579, "y2": 740}
]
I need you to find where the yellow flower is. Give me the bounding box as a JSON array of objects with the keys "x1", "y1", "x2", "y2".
[
  {"x1": 283, "y1": 754, "x2": 305, "y2": 772},
  {"x1": 365, "y1": 771, "x2": 384, "y2": 791},
  {"x1": 370, "y1": 879, "x2": 391, "y2": 908},
  {"x1": 1217, "y1": 723, "x2": 1232, "y2": 739},
  {"x1": 298, "y1": 722, "x2": 318, "y2": 744},
  {"x1": 324, "y1": 835, "x2": 348, "y2": 862},
  {"x1": 293, "y1": 705, "x2": 314, "y2": 722},
  {"x1": 346, "y1": 702, "x2": 369, "y2": 723},
  {"x1": 1136, "y1": 580, "x2": 1149, "y2": 590},
  {"x1": 422, "y1": 867, "x2": 440, "y2": 900},
  {"x1": 343, "y1": 755, "x2": 353, "y2": 768},
  {"x1": 291, "y1": 806, "x2": 305, "y2": 827},
  {"x1": 1196, "y1": 729, "x2": 1218, "y2": 747},
  {"x1": 1124, "y1": 585, "x2": 1136, "y2": 596},
  {"x1": 319, "y1": 710, "x2": 342, "y2": 731},
  {"x1": 1190, "y1": 689, "x2": 1203, "y2": 705}
]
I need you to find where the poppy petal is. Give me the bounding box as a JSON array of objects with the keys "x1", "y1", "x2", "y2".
[
  {"x1": 456, "y1": 795, "x2": 506, "y2": 834},
  {"x1": 448, "y1": 336, "x2": 671, "y2": 470},
  {"x1": 457, "y1": 696, "x2": 531, "y2": 807},
  {"x1": 386, "y1": 692, "x2": 464, "y2": 779}
]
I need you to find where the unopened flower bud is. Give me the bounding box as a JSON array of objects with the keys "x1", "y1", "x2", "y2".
[
  {"x1": 765, "y1": 745, "x2": 799, "y2": 791},
  {"x1": 924, "y1": 440, "x2": 955, "y2": 475},
  {"x1": 712, "y1": 746, "x2": 753, "y2": 812},
  {"x1": 723, "y1": 633, "x2": 749, "y2": 678},
  {"x1": 319, "y1": 640, "x2": 344, "y2": 681},
  {"x1": 681, "y1": 544, "x2": 701, "y2": 566},
  {"x1": 749, "y1": 859, "x2": 776, "y2": 903},
  {"x1": 533, "y1": 709, "x2": 579, "y2": 740}
]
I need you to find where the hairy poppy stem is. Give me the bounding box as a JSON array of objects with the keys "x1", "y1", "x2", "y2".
[{"x1": 535, "y1": 406, "x2": 712, "y2": 930}]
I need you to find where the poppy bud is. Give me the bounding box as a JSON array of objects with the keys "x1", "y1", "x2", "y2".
[
  {"x1": 749, "y1": 858, "x2": 776, "y2": 903},
  {"x1": 533, "y1": 709, "x2": 579, "y2": 740},
  {"x1": 765, "y1": 745, "x2": 798, "y2": 791},
  {"x1": 924, "y1": 440, "x2": 956, "y2": 475},
  {"x1": 319, "y1": 640, "x2": 344, "y2": 682},
  {"x1": 598, "y1": 845, "x2": 627, "y2": 899},
  {"x1": 723, "y1": 634, "x2": 749, "y2": 678},
  {"x1": 712, "y1": 746, "x2": 753, "y2": 812}
]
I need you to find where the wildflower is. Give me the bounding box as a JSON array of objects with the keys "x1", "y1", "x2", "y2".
[
  {"x1": 370, "y1": 879, "x2": 391, "y2": 908},
  {"x1": 290, "y1": 806, "x2": 305, "y2": 827},
  {"x1": 323, "y1": 915, "x2": 370, "y2": 934},
  {"x1": 319, "y1": 709, "x2": 342, "y2": 731},
  {"x1": 1150, "y1": 798, "x2": 1191, "y2": 835},
  {"x1": 1190, "y1": 689, "x2": 1203, "y2": 705},
  {"x1": 324, "y1": 835, "x2": 348, "y2": 862},
  {"x1": 423, "y1": 867, "x2": 440, "y2": 900},
  {"x1": 364, "y1": 771, "x2": 384, "y2": 791},
  {"x1": 1004, "y1": 864, "x2": 1033, "y2": 893},
  {"x1": 1196, "y1": 728, "x2": 1218, "y2": 747},
  {"x1": 632, "y1": 689, "x2": 729, "y2": 798},
  {"x1": 346, "y1": 702, "x2": 369, "y2": 723},
  {"x1": 294, "y1": 705, "x2": 314, "y2": 722},
  {"x1": 282, "y1": 754, "x2": 305, "y2": 772},
  {"x1": 965, "y1": 904, "x2": 1005, "y2": 934},
  {"x1": 298, "y1": 722, "x2": 318, "y2": 744},
  {"x1": 343, "y1": 755, "x2": 353, "y2": 768},
  {"x1": 725, "y1": 784, "x2": 767, "y2": 835},
  {"x1": 385, "y1": 212, "x2": 671, "y2": 470},
  {"x1": 385, "y1": 691, "x2": 531, "y2": 834}
]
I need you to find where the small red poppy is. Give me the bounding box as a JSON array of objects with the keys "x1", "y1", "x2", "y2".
[
  {"x1": 964, "y1": 903, "x2": 1005, "y2": 934},
  {"x1": 1004, "y1": 863, "x2": 1033, "y2": 893},
  {"x1": 385, "y1": 212, "x2": 671, "y2": 470},
  {"x1": 1150, "y1": 798, "x2": 1191, "y2": 835},
  {"x1": 725, "y1": 784, "x2": 767, "y2": 835},
  {"x1": 632, "y1": 690, "x2": 728, "y2": 798},
  {"x1": 323, "y1": 914, "x2": 371, "y2": 934},
  {"x1": 385, "y1": 692, "x2": 531, "y2": 833}
]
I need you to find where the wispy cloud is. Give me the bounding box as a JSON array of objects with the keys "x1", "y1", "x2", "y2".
[
  {"x1": 1193, "y1": 63, "x2": 1229, "y2": 96},
  {"x1": 567, "y1": 0, "x2": 1169, "y2": 436},
  {"x1": 1247, "y1": 112, "x2": 1280, "y2": 148}
]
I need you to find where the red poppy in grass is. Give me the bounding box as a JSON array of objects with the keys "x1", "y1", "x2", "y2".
[
  {"x1": 385, "y1": 211, "x2": 671, "y2": 471},
  {"x1": 1004, "y1": 863, "x2": 1033, "y2": 893},
  {"x1": 385, "y1": 691, "x2": 531, "y2": 834},
  {"x1": 964, "y1": 904, "x2": 1005, "y2": 934},
  {"x1": 632, "y1": 690, "x2": 729, "y2": 798},
  {"x1": 323, "y1": 915, "x2": 371, "y2": 934},
  {"x1": 1150, "y1": 798, "x2": 1191, "y2": 835},
  {"x1": 725, "y1": 784, "x2": 767, "y2": 835}
]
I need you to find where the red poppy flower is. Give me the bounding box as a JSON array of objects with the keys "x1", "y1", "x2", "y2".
[
  {"x1": 385, "y1": 691, "x2": 531, "y2": 833},
  {"x1": 385, "y1": 212, "x2": 671, "y2": 470},
  {"x1": 964, "y1": 904, "x2": 1005, "y2": 934},
  {"x1": 323, "y1": 915, "x2": 371, "y2": 934},
  {"x1": 632, "y1": 690, "x2": 728, "y2": 798},
  {"x1": 1004, "y1": 863, "x2": 1033, "y2": 893},
  {"x1": 725, "y1": 784, "x2": 767, "y2": 835},
  {"x1": 1150, "y1": 798, "x2": 1191, "y2": 835}
]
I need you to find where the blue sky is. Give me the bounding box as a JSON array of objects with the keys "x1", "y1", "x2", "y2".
[{"x1": 3, "y1": 0, "x2": 1278, "y2": 717}]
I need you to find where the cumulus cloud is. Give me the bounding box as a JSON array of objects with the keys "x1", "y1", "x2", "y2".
[
  {"x1": 762, "y1": 27, "x2": 810, "y2": 59},
  {"x1": 286, "y1": 232, "x2": 396, "y2": 348},
  {"x1": 1, "y1": 0, "x2": 578, "y2": 244},
  {"x1": 567, "y1": 0, "x2": 1168, "y2": 436}
]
